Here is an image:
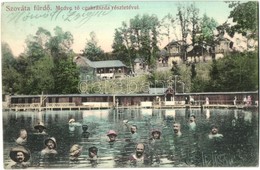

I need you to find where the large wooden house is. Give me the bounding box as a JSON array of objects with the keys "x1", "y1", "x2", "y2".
[
  {"x1": 74, "y1": 56, "x2": 128, "y2": 80},
  {"x1": 160, "y1": 38, "x2": 234, "y2": 66}
]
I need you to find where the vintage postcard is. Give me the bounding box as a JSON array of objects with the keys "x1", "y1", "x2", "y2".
[{"x1": 1, "y1": 0, "x2": 259, "y2": 169}]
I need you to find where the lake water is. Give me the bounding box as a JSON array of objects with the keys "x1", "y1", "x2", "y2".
[{"x1": 2, "y1": 108, "x2": 259, "y2": 168}]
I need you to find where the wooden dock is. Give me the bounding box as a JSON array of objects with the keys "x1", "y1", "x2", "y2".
[{"x1": 3, "y1": 102, "x2": 258, "y2": 112}]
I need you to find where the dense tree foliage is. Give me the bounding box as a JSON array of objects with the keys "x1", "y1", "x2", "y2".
[
  {"x1": 112, "y1": 29, "x2": 130, "y2": 65},
  {"x1": 176, "y1": 3, "x2": 192, "y2": 61},
  {"x1": 2, "y1": 27, "x2": 80, "y2": 95},
  {"x1": 206, "y1": 51, "x2": 258, "y2": 92},
  {"x1": 2, "y1": 2, "x2": 258, "y2": 95},
  {"x1": 148, "y1": 70, "x2": 173, "y2": 88},
  {"x1": 227, "y1": 1, "x2": 258, "y2": 38},
  {"x1": 198, "y1": 14, "x2": 218, "y2": 45},
  {"x1": 2, "y1": 43, "x2": 19, "y2": 94},
  {"x1": 161, "y1": 13, "x2": 176, "y2": 48},
  {"x1": 112, "y1": 14, "x2": 161, "y2": 70},
  {"x1": 171, "y1": 61, "x2": 181, "y2": 76},
  {"x1": 2, "y1": 43, "x2": 16, "y2": 68},
  {"x1": 52, "y1": 56, "x2": 80, "y2": 94},
  {"x1": 21, "y1": 56, "x2": 54, "y2": 94},
  {"x1": 82, "y1": 32, "x2": 105, "y2": 61}
]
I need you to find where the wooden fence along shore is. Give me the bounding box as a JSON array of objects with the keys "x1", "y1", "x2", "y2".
[
  {"x1": 3, "y1": 91, "x2": 258, "y2": 112},
  {"x1": 5, "y1": 103, "x2": 258, "y2": 112}
]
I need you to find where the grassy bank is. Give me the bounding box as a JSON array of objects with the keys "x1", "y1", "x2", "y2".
[{"x1": 83, "y1": 75, "x2": 149, "y2": 94}]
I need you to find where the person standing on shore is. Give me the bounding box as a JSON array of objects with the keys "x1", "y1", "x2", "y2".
[
  {"x1": 247, "y1": 95, "x2": 252, "y2": 106},
  {"x1": 243, "y1": 96, "x2": 247, "y2": 105},
  {"x1": 233, "y1": 96, "x2": 237, "y2": 105},
  {"x1": 205, "y1": 97, "x2": 209, "y2": 105}
]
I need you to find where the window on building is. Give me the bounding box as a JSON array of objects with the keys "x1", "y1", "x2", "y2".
[
  {"x1": 11, "y1": 98, "x2": 18, "y2": 104},
  {"x1": 82, "y1": 97, "x2": 88, "y2": 102}
]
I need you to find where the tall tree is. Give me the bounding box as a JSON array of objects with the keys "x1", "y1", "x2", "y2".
[
  {"x1": 120, "y1": 21, "x2": 136, "y2": 70},
  {"x1": 36, "y1": 27, "x2": 52, "y2": 50},
  {"x1": 3, "y1": 27, "x2": 80, "y2": 95},
  {"x1": 82, "y1": 31, "x2": 104, "y2": 61},
  {"x1": 25, "y1": 27, "x2": 51, "y2": 64},
  {"x1": 52, "y1": 56, "x2": 80, "y2": 94},
  {"x1": 112, "y1": 14, "x2": 161, "y2": 70},
  {"x1": 112, "y1": 29, "x2": 129, "y2": 65},
  {"x1": 2, "y1": 42, "x2": 16, "y2": 67},
  {"x1": 161, "y1": 13, "x2": 176, "y2": 45},
  {"x1": 15, "y1": 27, "x2": 54, "y2": 94},
  {"x1": 139, "y1": 14, "x2": 160, "y2": 68},
  {"x1": 227, "y1": 1, "x2": 258, "y2": 39},
  {"x1": 189, "y1": 3, "x2": 200, "y2": 48},
  {"x1": 2, "y1": 43, "x2": 20, "y2": 94},
  {"x1": 176, "y1": 3, "x2": 191, "y2": 61},
  {"x1": 48, "y1": 26, "x2": 74, "y2": 62},
  {"x1": 198, "y1": 14, "x2": 218, "y2": 60},
  {"x1": 199, "y1": 14, "x2": 218, "y2": 43},
  {"x1": 47, "y1": 27, "x2": 79, "y2": 94},
  {"x1": 21, "y1": 56, "x2": 54, "y2": 94}
]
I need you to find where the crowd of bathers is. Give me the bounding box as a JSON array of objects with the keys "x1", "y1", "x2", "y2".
[{"x1": 6, "y1": 115, "x2": 224, "y2": 169}]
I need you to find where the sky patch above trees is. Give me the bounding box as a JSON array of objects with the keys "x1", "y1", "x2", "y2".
[{"x1": 2, "y1": 1, "x2": 232, "y2": 57}]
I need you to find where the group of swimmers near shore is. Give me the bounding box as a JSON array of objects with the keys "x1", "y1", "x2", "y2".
[{"x1": 6, "y1": 114, "x2": 224, "y2": 169}]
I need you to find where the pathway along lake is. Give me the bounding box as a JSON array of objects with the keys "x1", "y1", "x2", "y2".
[{"x1": 3, "y1": 108, "x2": 259, "y2": 168}]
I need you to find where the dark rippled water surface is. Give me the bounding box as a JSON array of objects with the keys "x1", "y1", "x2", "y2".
[{"x1": 2, "y1": 108, "x2": 259, "y2": 168}]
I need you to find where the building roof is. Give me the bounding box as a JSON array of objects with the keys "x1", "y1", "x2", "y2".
[
  {"x1": 77, "y1": 57, "x2": 126, "y2": 68},
  {"x1": 10, "y1": 90, "x2": 258, "y2": 98},
  {"x1": 92, "y1": 60, "x2": 126, "y2": 68},
  {"x1": 164, "y1": 40, "x2": 186, "y2": 49},
  {"x1": 149, "y1": 88, "x2": 167, "y2": 94},
  {"x1": 134, "y1": 58, "x2": 142, "y2": 63}
]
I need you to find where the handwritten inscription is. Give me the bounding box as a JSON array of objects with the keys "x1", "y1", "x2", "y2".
[{"x1": 4, "y1": 4, "x2": 140, "y2": 27}]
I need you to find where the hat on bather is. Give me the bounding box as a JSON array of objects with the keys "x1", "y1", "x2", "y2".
[
  {"x1": 151, "y1": 129, "x2": 161, "y2": 135},
  {"x1": 34, "y1": 121, "x2": 46, "y2": 130},
  {"x1": 9, "y1": 146, "x2": 31, "y2": 162},
  {"x1": 107, "y1": 130, "x2": 117, "y2": 136},
  {"x1": 44, "y1": 137, "x2": 57, "y2": 149},
  {"x1": 69, "y1": 119, "x2": 75, "y2": 123}
]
